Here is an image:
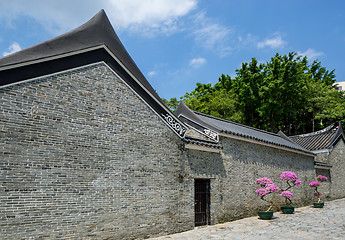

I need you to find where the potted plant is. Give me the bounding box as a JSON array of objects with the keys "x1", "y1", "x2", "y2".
[
  {"x1": 255, "y1": 177, "x2": 279, "y2": 220},
  {"x1": 279, "y1": 171, "x2": 302, "y2": 214},
  {"x1": 309, "y1": 175, "x2": 328, "y2": 208},
  {"x1": 280, "y1": 191, "x2": 294, "y2": 214}
]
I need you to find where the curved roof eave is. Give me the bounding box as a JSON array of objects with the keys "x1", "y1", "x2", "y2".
[
  {"x1": 0, "y1": 9, "x2": 162, "y2": 106},
  {"x1": 289, "y1": 122, "x2": 345, "y2": 151},
  {"x1": 0, "y1": 10, "x2": 188, "y2": 139}
]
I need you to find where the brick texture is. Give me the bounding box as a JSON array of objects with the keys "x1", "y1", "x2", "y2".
[
  {"x1": 315, "y1": 140, "x2": 345, "y2": 200},
  {"x1": 0, "y1": 63, "x2": 191, "y2": 239}
]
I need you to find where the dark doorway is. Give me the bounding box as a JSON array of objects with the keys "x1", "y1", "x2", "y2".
[{"x1": 194, "y1": 179, "x2": 210, "y2": 226}]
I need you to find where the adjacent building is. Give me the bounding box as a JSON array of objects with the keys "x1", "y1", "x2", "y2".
[
  {"x1": 335, "y1": 81, "x2": 345, "y2": 91},
  {"x1": 289, "y1": 123, "x2": 345, "y2": 200}
]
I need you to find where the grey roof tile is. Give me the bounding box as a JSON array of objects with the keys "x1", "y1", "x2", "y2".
[
  {"x1": 0, "y1": 9, "x2": 163, "y2": 105},
  {"x1": 290, "y1": 122, "x2": 345, "y2": 151},
  {"x1": 175, "y1": 102, "x2": 312, "y2": 154},
  {"x1": 194, "y1": 111, "x2": 312, "y2": 153},
  {"x1": 183, "y1": 137, "x2": 223, "y2": 149}
]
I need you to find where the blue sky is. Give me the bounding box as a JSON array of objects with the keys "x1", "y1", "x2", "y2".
[{"x1": 1, "y1": 0, "x2": 344, "y2": 100}]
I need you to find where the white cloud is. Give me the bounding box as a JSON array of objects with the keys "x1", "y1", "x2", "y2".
[
  {"x1": 238, "y1": 33, "x2": 257, "y2": 47},
  {"x1": 0, "y1": 0, "x2": 197, "y2": 35},
  {"x1": 191, "y1": 12, "x2": 233, "y2": 57},
  {"x1": 189, "y1": 57, "x2": 206, "y2": 67},
  {"x1": 2, "y1": 42, "x2": 21, "y2": 56},
  {"x1": 107, "y1": 0, "x2": 197, "y2": 34},
  {"x1": 257, "y1": 34, "x2": 286, "y2": 49},
  {"x1": 148, "y1": 71, "x2": 157, "y2": 77},
  {"x1": 298, "y1": 48, "x2": 324, "y2": 60}
]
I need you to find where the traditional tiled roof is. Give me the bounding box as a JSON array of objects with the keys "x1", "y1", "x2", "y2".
[
  {"x1": 175, "y1": 102, "x2": 312, "y2": 155},
  {"x1": 289, "y1": 122, "x2": 345, "y2": 151},
  {"x1": 0, "y1": 9, "x2": 158, "y2": 103},
  {"x1": 0, "y1": 10, "x2": 188, "y2": 139},
  {"x1": 195, "y1": 112, "x2": 311, "y2": 154}
]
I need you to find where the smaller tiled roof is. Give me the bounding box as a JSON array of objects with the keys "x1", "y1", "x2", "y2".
[
  {"x1": 183, "y1": 137, "x2": 223, "y2": 150},
  {"x1": 194, "y1": 111, "x2": 311, "y2": 154},
  {"x1": 175, "y1": 102, "x2": 312, "y2": 154},
  {"x1": 289, "y1": 123, "x2": 345, "y2": 151},
  {"x1": 175, "y1": 101, "x2": 219, "y2": 142}
]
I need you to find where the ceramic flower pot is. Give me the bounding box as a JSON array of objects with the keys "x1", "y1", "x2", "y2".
[
  {"x1": 258, "y1": 211, "x2": 274, "y2": 220},
  {"x1": 313, "y1": 202, "x2": 324, "y2": 208},
  {"x1": 281, "y1": 206, "x2": 295, "y2": 214}
]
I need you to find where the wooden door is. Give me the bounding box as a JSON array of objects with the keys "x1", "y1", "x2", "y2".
[{"x1": 194, "y1": 179, "x2": 210, "y2": 226}]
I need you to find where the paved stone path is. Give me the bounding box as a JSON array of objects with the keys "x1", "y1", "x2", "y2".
[{"x1": 148, "y1": 198, "x2": 345, "y2": 240}]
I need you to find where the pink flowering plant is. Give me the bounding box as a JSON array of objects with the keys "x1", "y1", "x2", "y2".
[
  {"x1": 280, "y1": 191, "x2": 293, "y2": 205},
  {"x1": 309, "y1": 175, "x2": 328, "y2": 203},
  {"x1": 279, "y1": 171, "x2": 301, "y2": 206},
  {"x1": 255, "y1": 177, "x2": 279, "y2": 212}
]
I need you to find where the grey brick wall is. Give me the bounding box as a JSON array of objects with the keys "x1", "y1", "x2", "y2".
[
  {"x1": 312, "y1": 140, "x2": 345, "y2": 200},
  {"x1": 328, "y1": 140, "x2": 345, "y2": 199},
  {"x1": 0, "y1": 63, "x2": 191, "y2": 239}
]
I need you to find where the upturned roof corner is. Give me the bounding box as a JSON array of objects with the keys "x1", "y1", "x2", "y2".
[
  {"x1": 289, "y1": 122, "x2": 345, "y2": 152},
  {"x1": 0, "y1": 9, "x2": 158, "y2": 102},
  {"x1": 0, "y1": 9, "x2": 188, "y2": 139}
]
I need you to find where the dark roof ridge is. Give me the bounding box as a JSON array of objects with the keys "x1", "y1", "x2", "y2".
[
  {"x1": 0, "y1": 10, "x2": 189, "y2": 139},
  {"x1": 0, "y1": 9, "x2": 110, "y2": 69},
  {"x1": 194, "y1": 111, "x2": 281, "y2": 137},
  {"x1": 290, "y1": 124, "x2": 335, "y2": 138},
  {"x1": 0, "y1": 9, "x2": 163, "y2": 106}
]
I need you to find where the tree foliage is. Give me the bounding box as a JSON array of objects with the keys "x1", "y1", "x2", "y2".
[
  {"x1": 163, "y1": 52, "x2": 344, "y2": 134},
  {"x1": 162, "y1": 97, "x2": 180, "y2": 111}
]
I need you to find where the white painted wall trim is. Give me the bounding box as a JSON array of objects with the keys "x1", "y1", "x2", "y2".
[
  {"x1": 184, "y1": 144, "x2": 221, "y2": 153},
  {"x1": 314, "y1": 165, "x2": 332, "y2": 169},
  {"x1": 312, "y1": 149, "x2": 330, "y2": 154}
]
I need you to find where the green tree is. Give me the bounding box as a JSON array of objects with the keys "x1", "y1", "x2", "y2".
[
  {"x1": 312, "y1": 88, "x2": 345, "y2": 129},
  {"x1": 180, "y1": 78, "x2": 242, "y2": 122},
  {"x1": 172, "y1": 52, "x2": 342, "y2": 134},
  {"x1": 162, "y1": 97, "x2": 180, "y2": 111},
  {"x1": 304, "y1": 59, "x2": 338, "y2": 131},
  {"x1": 260, "y1": 52, "x2": 309, "y2": 134},
  {"x1": 181, "y1": 83, "x2": 214, "y2": 113}
]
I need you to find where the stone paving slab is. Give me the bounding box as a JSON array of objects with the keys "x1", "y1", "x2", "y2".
[{"x1": 148, "y1": 198, "x2": 345, "y2": 240}]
